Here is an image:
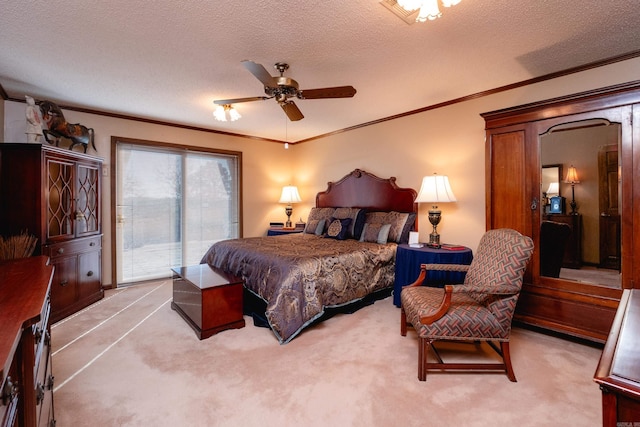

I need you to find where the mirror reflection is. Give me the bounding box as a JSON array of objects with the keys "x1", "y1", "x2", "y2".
[
  {"x1": 540, "y1": 119, "x2": 621, "y2": 289},
  {"x1": 541, "y1": 164, "x2": 562, "y2": 210}
]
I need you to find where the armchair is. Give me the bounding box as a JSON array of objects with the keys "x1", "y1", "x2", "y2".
[{"x1": 400, "y1": 228, "x2": 534, "y2": 381}]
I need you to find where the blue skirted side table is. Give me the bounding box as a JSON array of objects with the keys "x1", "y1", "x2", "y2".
[{"x1": 393, "y1": 243, "x2": 473, "y2": 307}]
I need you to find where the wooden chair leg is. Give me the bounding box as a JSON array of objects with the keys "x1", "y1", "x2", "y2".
[
  {"x1": 418, "y1": 337, "x2": 428, "y2": 381},
  {"x1": 501, "y1": 341, "x2": 517, "y2": 382},
  {"x1": 401, "y1": 307, "x2": 407, "y2": 336}
]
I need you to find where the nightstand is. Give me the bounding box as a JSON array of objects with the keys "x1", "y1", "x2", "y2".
[
  {"x1": 267, "y1": 227, "x2": 304, "y2": 236},
  {"x1": 394, "y1": 243, "x2": 473, "y2": 307}
]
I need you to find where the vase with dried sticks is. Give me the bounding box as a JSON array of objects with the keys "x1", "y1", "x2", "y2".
[{"x1": 0, "y1": 231, "x2": 38, "y2": 260}]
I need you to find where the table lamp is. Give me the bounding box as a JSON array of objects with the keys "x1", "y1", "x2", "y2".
[
  {"x1": 564, "y1": 166, "x2": 580, "y2": 215},
  {"x1": 279, "y1": 185, "x2": 302, "y2": 228},
  {"x1": 415, "y1": 174, "x2": 457, "y2": 248}
]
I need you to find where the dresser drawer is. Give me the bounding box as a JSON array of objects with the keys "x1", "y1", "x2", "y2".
[
  {"x1": 44, "y1": 235, "x2": 101, "y2": 259},
  {"x1": 32, "y1": 295, "x2": 50, "y2": 384},
  {"x1": 1, "y1": 369, "x2": 19, "y2": 427}
]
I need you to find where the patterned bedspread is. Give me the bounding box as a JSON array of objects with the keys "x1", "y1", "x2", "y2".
[{"x1": 200, "y1": 233, "x2": 397, "y2": 343}]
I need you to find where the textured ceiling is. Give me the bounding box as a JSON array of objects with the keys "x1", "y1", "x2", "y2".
[{"x1": 1, "y1": 0, "x2": 639, "y2": 143}]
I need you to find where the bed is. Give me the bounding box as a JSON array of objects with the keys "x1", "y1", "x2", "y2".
[{"x1": 201, "y1": 169, "x2": 417, "y2": 343}]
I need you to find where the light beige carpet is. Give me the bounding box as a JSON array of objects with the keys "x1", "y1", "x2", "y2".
[{"x1": 51, "y1": 280, "x2": 603, "y2": 426}]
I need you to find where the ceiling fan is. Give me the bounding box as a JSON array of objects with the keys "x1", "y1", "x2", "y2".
[{"x1": 214, "y1": 60, "x2": 357, "y2": 121}]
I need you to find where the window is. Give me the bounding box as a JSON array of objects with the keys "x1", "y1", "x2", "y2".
[{"x1": 113, "y1": 138, "x2": 241, "y2": 285}]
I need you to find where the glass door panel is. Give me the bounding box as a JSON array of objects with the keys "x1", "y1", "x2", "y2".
[
  {"x1": 115, "y1": 142, "x2": 240, "y2": 285},
  {"x1": 76, "y1": 163, "x2": 100, "y2": 236},
  {"x1": 117, "y1": 147, "x2": 181, "y2": 283},
  {"x1": 47, "y1": 158, "x2": 74, "y2": 240},
  {"x1": 183, "y1": 154, "x2": 239, "y2": 266}
]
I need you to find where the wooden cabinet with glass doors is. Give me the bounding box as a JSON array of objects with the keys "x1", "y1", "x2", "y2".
[
  {"x1": 0, "y1": 143, "x2": 103, "y2": 323},
  {"x1": 481, "y1": 81, "x2": 640, "y2": 343}
]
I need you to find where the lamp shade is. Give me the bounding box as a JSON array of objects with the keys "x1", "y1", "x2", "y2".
[
  {"x1": 279, "y1": 186, "x2": 302, "y2": 204},
  {"x1": 546, "y1": 182, "x2": 559, "y2": 195},
  {"x1": 565, "y1": 166, "x2": 580, "y2": 184},
  {"x1": 415, "y1": 175, "x2": 457, "y2": 203}
]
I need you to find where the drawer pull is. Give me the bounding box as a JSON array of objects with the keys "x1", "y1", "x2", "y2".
[
  {"x1": 90, "y1": 241, "x2": 96, "y2": 246},
  {"x1": 36, "y1": 382, "x2": 45, "y2": 405},
  {"x1": 57, "y1": 248, "x2": 64, "y2": 254},
  {"x1": 1, "y1": 376, "x2": 18, "y2": 405},
  {"x1": 87, "y1": 271, "x2": 94, "y2": 277},
  {"x1": 60, "y1": 280, "x2": 68, "y2": 287},
  {"x1": 47, "y1": 374, "x2": 55, "y2": 390}
]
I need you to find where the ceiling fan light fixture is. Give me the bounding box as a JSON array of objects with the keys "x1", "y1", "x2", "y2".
[
  {"x1": 389, "y1": 0, "x2": 461, "y2": 23},
  {"x1": 213, "y1": 104, "x2": 241, "y2": 122},
  {"x1": 416, "y1": 0, "x2": 441, "y2": 21},
  {"x1": 397, "y1": 0, "x2": 422, "y2": 11}
]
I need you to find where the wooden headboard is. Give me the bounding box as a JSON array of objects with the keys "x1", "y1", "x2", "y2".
[{"x1": 316, "y1": 169, "x2": 417, "y2": 213}]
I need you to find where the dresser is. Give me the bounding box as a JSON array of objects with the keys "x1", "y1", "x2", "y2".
[
  {"x1": 0, "y1": 143, "x2": 103, "y2": 323},
  {"x1": 594, "y1": 289, "x2": 640, "y2": 426},
  {"x1": 0, "y1": 256, "x2": 55, "y2": 427}
]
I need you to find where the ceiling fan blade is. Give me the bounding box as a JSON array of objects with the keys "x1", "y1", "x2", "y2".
[
  {"x1": 242, "y1": 60, "x2": 276, "y2": 87},
  {"x1": 280, "y1": 101, "x2": 304, "y2": 121},
  {"x1": 298, "y1": 86, "x2": 357, "y2": 99},
  {"x1": 214, "y1": 96, "x2": 270, "y2": 105}
]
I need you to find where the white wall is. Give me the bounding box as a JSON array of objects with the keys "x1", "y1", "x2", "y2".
[{"x1": 3, "y1": 56, "x2": 640, "y2": 286}]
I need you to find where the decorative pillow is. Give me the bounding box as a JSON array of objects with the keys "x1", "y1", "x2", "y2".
[
  {"x1": 364, "y1": 211, "x2": 409, "y2": 243},
  {"x1": 306, "y1": 207, "x2": 335, "y2": 221},
  {"x1": 359, "y1": 223, "x2": 392, "y2": 244},
  {"x1": 305, "y1": 207, "x2": 336, "y2": 234},
  {"x1": 303, "y1": 219, "x2": 326, "y2": 235},
  {"x1": 324, "y1": 217, "x2": 352, "y2": 240},
  {"x1": 399, "y1": 212, "x2": 417, "y2": 244},
  {"x1": 332, "y1": 207, "x2": 366, "y2": 240}
]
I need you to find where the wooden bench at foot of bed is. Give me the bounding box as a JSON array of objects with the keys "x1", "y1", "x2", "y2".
[{"x1": 171, "y1": 264, "x2": 245, "y2": 339}]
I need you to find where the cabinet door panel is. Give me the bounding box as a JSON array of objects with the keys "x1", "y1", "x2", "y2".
[
  {"x1": 49, "y1": 256, "x2": 78, "y2": 312},
  {"x1": 487, "y1": 130, "x2": 528, "y2": 233},
  {"x1": 78, "y1": 250, "x2": 101, "y2": 300}
]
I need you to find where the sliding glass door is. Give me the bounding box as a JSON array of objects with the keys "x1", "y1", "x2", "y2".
[{"x1": 114, "y1": 139, "x2": 241, "y2": 285}]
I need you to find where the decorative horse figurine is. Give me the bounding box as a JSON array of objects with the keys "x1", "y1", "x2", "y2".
[{"x1": 38, "y1": 100, "x2": 96, "y2": 153}]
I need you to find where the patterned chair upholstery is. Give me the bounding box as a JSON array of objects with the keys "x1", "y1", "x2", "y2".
[{"x1": 400, "y1": 228, "x2": 534, "y2": 382}]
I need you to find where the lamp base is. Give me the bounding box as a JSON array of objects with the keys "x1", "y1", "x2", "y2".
[
  {"x1": 427, "y1": 233, "x2": 441, "y2": 249},
  {"x1": 570, "y1": 185, "x2": 578, "y2": 215},
  {"x1": 569, "y1": 199, "x2": 578, "y2": 215},
  {"x1": 285, "y1": 205, "x2": 293, "y2": 228},
  {"x1": 427, "y1": 207, "x2": 442, "y2": 248}
]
